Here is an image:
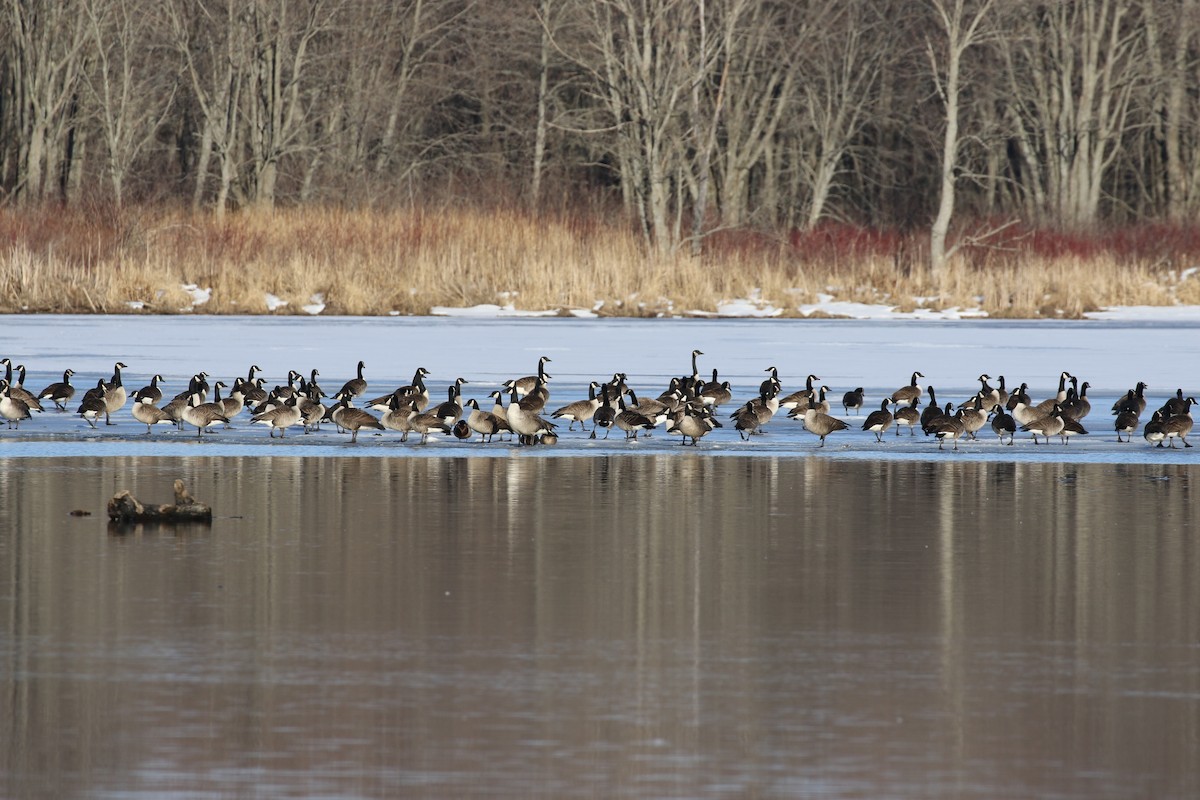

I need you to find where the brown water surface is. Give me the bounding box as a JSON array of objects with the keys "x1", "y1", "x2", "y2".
[{"x1": 0, "y1": 456, "x2": 1197, "y2": 798}]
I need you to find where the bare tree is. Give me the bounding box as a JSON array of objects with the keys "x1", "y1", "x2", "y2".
[{"x1": 926, "y1": 0, "x2": 997, "y2": 280}]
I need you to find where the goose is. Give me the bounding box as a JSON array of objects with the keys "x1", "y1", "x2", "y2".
[
  {"x1": 920, "y1": 388, "x2": 944, "y2": 434},
  {"x1": 1009, "y1": 393, "x2": 1039, "y2": 428},
  {"x1": 590, "y1": 384, "x2": 617, "y2": 440},
  {"x1": 368, "y1": 367, "x2": 431, "y2": 413},
  {"x1": 779, "y1": 374, "x2": 820, "y2": 411},
  {"x1": 890, "y1": 371, "x2": 924, "y2": 406},
  {"x1": 182, "y1": 391, "x2": 231, "y2": 439},
  {"x1": 990, "y1": 404, "x2": 1016, "y2": 445},
  {"x1": 701, "y1": 367, "x2": 722, "y2": 393},
  {"x1": 861, "y1": 399, "x2": 893, "y2": 442},
  {"x1": 668, "y1": 405, "x2": 718, "y2": 446},
  {"x1": 7, "y1": 365, "x2": 43, "y2": 412},
  {"x1": 759, "y1": 366, "x2": 781, "y2": 397},
  {"x1": 380, "y1": 394, "x2": 417, "y2": 441},
  {"x1": 331, "y1": 395, "x2": 385, "y2": 443},
  {"x1": 1112, "y1": 381, "x2": 1148, "y2": 416},
  {"x1": 76, "y1": 380, "x2": 108, "y2": 428},
  {"x1": 299, "y1": 388, "x2": 330, "y2": 433},
  {"x1": 336, "y1": 360, "x2": 367, "y2": 399},
  {"x1": 789, "y1": 385, "x2": 828, "y2": 418},
  {"x1": 551, "y1": 381, "x2": 601, "y2": 431},
  {"x1": 802, "y1": 405, "x2": 849, "y2": 447},
  {"x1": 613, "y1": 392, "x2": 654, "y2": 440},
  {"x1": 487, "y1": 389, "x2": 513, "y2": 440},
  {"x1": 305, "y1": 369, "x2": 327, "y2": 402},
  {"x1": 654, "y1": 379, "x2": 686, "y2": 413},
  {"x1": 933, "y1": 410, "x2": 966, "y2": 451},
  {"x1": 101, "y1": 361, "x2": 129, "y2": 424},
  {"x1": 1005, "y1": 382, "x2": 1030, "y2": 412},
  {"x1": 512, "y1": 356, "x2": 552, "y2": 398},
  {"x1": 1161, "y1": 388, "x2": 1188, "y2": 418},
  {"x1": 699, "y1": 379, "x2": 732, "y2": 408},
  {"x1": 1143, "y1": 410, "x2": 1167, "y2": 447},
  {"x1": 627, "y1": 388, "x2": 669, "y2": 429},
  {"x1": 452, "y1": 420, "x2": 472, "y2": 440},
  {"x1": 731, "y1": 401, "x2": 762, "y2": 440},
  {"x1": 214, "y1": 381, "x2": 245, "y2": 424},
  {"x1": 0, "y1": 380, "x2": 32, "y2": 428},
  {"x1": 515, "y1": 376, "x2": 551, "y2": 414},
  {"x1": 1161, "y1": 398, "x2": 1197, "y2": 448},
  {"x1": 894, "y1": 397, "x2": 920, "y2": 436},
  {"x1": 842, "y1": 387, "x2": 865, "y2": 415},
  {"x1": 975, "y1": 374, "x2": 1000, "y2": 409},
  {"x1": 1061, "y1": 380, "x2": 1091, "y2": 420},
  {"x1": 1021, "y1": 403, "x2": 1065, "y2": 445},
  {"x1": 745, "y1": 384, "x2": 781, "y2": 425},
  {"x1": 1059, "y1": 415, "x2": 1089, "y2": 444},
  {"x1": 464, "y1": 398, "x2": 508, "y2": 442},
  {"x1": 432, "y1": 378, "x2": 469, "y2": 424},
  {"x1": 959, "y1": 396, "x2": 988, "y2": 440},
  {"x1": 506, "y1": 385, "x2": 557, "y2": 445},
  {"x1": 995, "y1": 375, "x2": 1009, "y2": 408},
  {"x1": 242, "y1": 377, "x2": 269, "y2": 410},
  {"x1": 135, "y1": 374, "x2": 166, "y2": 405},
  {"x1": 251, "y1": 395, "x2": 302, "y2": 438},
  {"x1": 1033, "y1": 371, "x2": 1073, "y2": 415},
  {"x1": 37, "y1": 368, "x2": 76, "y2": 411},
  {"x1": 1114, "y1": 408, "x2": 1140, "y2": 442},
  {"x1": 131, "y1": 389, "x2": 175, "y2": 434},
  {"x1": 685, "y1": 349, "x2": 704, "y2": 387}
]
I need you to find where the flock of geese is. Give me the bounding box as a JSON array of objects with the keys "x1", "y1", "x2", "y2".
[{"x1": 0, "y1": 353, "x2": 1193, "y2": 450}]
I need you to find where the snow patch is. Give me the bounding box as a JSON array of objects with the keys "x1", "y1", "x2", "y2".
[
  {"x1": 264, "y1": 293, "x2": 289, "y2": 312},
  {"x1": 1083, "y1": 305, "x2": 1200, "y2": 322},
  {"x1": 301, "y1": 293, "x2": 326, "y2": 315},
  {"x1": 181, "y1": 283, "x2": 212, "y2": 307},
  {"x1": 430, "y1": 304, "x2": 560, "y2": 318},
  {"x1": 798, "y1": 293, "x2": 987, "y2": 320},
  {"x1": 126, "y1": 300, "x2": 146, "y2": 311}
]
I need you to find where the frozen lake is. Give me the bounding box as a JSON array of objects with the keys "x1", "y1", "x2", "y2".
[{"x1": 1, "y1": 314, "x2": 1199, "y2": 461}]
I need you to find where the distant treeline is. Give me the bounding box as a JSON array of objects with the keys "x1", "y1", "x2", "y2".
[{"x1": 2, "y1": 1, "x2": 1198, "y2": 255}]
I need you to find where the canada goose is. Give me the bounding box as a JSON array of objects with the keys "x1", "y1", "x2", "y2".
[
  {"x1": 932, "y1": 410, "x2": 966, "y2": 451},
  {"x1": 686, "y1": 349, "x2": 704, "y2": 386},
  {"x1": 891, "y1": 371, "x2": 924, "y2": 406},
  {"x1": 76, "y1": 379, "x2": 108, "y2": 428},
  {"x1": 1114, "y1": 408, "x2": 1140, "y2": 442},
  {"x1": 336, "y1": 360, "x2": 367, "y2": 399},
  {"x1": 591, "y1": 384, "x2": 617, "y2": 439},
  {"x1": 251, "y1": 395, "x2": 302, "y2": 438},
  {"x1": 1161, "y1": 388, "x2": 1188, "y2": 418},
  {"x1": 131, "y1": 389, "x2": 174, "y2": 434},
  {"x1": 894, "y1": 397, "x2": 920, "y2": 436},
  {"x1": 1032, "y1": 370, "x2": 1072, "y2": 415},
  {"x1": 215, "y1": 381, "x2": 245, "y2": 423},
  {"x1": 701, "y1": 367, "x2": 722, "y2": 393},
  {"x1": 779, "y1": 374, "x2": 820, "y2": 411},
  {"x1": 271, "y1": 370, "x2": 301, "y2": 400},
  {"x1": 242, "y1": 377, "x2": 269, "y2": 410},
  {"x1": 305, "y1": 369, "x2": 327, "y2": 402},
  {"x1": 182, "y1": 391, "x2": 231, "y2": 439},
  {"x1": 1161, "y1": 398, "x2": 1197, "y2": 448},
  {"x1": 0, "y1": 380, "x2": 32, "y2": 428},
  {"x1": 1065, "y1": 377, "x2": 1091, "y2": 419},
  {"x1": 1009, "y1": 393, "x2": 1039, "y2": 428},
  {"x1": 1005, "y1": 382, "x2": 1030, "y2": 412},
  {"x1": 1021, "y1": 403, "x2": 1065, "y2": 445},
  {"x1": 506, "y1": 385, "x2": 557, "y2": 444},
  {"x1": 802, "y1": 405, "x2": 848, "y2": 447},
  {"x1": 512, "y1": 356, "x2": 552, "y2": 397},
  {"x1": 699, "y1": 379, "x2": 732, "y2": 408},
  {"x1": 990, "y1": 404, "x2": 1016, "y2": 445},
  {"x1": 135, "y1": 374, "x2": 165, "y2": 405},
  {"x1": 627, "y1": 388, "x2": 669, "y2": 429},
  {"x1": 375, "y1": 367, "x2": 432, "y2": 413},
  {"x1": 1059, "y1": 415, "x2": 1089, "y2": 444},
  {"x1": 37, "y1": 368, "x2": 76, "y2": 411},
  {"x1": 861, "y1": 399, "x2": 893, "y2": 442},
  {"x1": 759, "y1": 366, "x2": 780, "y2": 397},
  {"x1": 789, "y1": 385, "x2": 828, "y2": 418},
  {"x1": 1113, "y1": 381, "x2": 1148, "y2": 416},
  {"x1": 6, "y1": 365, "x2": 43, "y2": 412},
  {"x1": 920, "y1": 388, "x2": 944, "y2": 434},
  {"x1": 959, "y1": 397, "x2": 988, "y2": 440},
  {"x1": 669, "y1": 405, "x2": 718, "y2": 445},
  {"x1": 975, "y1": 374, "x2": 1000, "y2": 410},
  {"x1": 452, "y1": 420, "x2": 472, "y2": 440},
  {"x1": 994, "y1": 375, "x2": 1009, "y2": 408},
  {"x1": 1143, "y1": 410, "x2": 1167, "y2": 447},
  {"x1": 297, "y1": 386, "x2": 327, "y2": 432},
  {"x1": 551, "y1": 381, "x2": 601, "y2": 431},
  {"x1": 464, "y1": 398, "x2": 508, "y2": 442},
  {"x1": 516, "y1": 376, "x2": 551, "y2": 413},
  {"x1": 613, "y1": 392, "x2": 654, "y2": 440},
  {"x1": 654, "y1": 379, "x2": 686, "y2": 413},
  {"x1": 842, "y1": 387, "x2": 865, "y2": 415},
  {"x1": 101, "y1": 361, "x2": 129, "y2": 424},
  {"x1": 1061, "y1": 380, "x2": 1091, "y2": 420},
  {"x1": 487, "y1": 389, "x2": 513, "y2": 440},
  {"x1": 332, "y1": 395, "x2": 385, "y2": 443},
  {"x1": 731, "y1": 401, "x2": 762, "y2": 440},
  {"x1": 432, "y1": 378, "x2": 469, "y2": 424},
  {"x1": 380, "y1": 394, "x2": 417, "y2": 441}
]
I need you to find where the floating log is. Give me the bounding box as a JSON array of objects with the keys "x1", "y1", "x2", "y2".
[{"x1": 107, "y1": 479, "x2": 212, "y2": 524}]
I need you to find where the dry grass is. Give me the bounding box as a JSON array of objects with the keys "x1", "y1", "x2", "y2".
[{"x1": 0, "y1": 205, "x2": 1197, "y2": 318}]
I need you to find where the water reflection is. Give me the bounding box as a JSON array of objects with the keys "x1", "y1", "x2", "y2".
[{"x1": 0, "y1": 456, "x2": 1197, "y2": 799}]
